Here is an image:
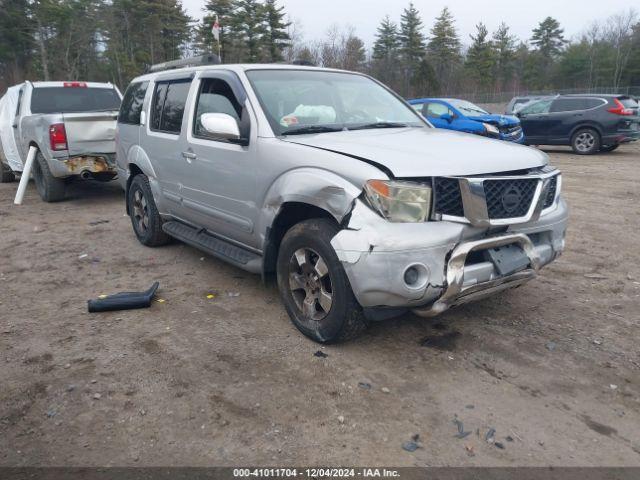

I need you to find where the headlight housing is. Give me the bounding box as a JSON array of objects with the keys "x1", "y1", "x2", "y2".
[
  {"x1": 363, "y1": 179, "x2": 432, "y2": 222},
  {"x1": 483, "y1": 122, "x2": 500, "y2": 136}
]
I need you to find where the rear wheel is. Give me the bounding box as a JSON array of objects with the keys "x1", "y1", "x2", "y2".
[
  {"x1": 600, "y1": 144, "x2": 619, "y2": 153},
  {"x1": 1, "y1": 162, "x2": 15, "y2": 183},
  {"x1": 32, "y1": 152, "x2": 66, "y2": 202},
  {"x1": 571, "y1": 128, "x2": 600, "y2": 155},
  {"x1": 276, "y1": 218, "x2": 367, "y2": 343},
  {"x1": 127, "y1": 174, "x2": 170, "y2": 247}
]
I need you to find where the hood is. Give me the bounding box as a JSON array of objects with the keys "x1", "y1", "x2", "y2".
[
  {"x1": 283, "y1": 127, "x2": 546, "y2": 178},
  {"x1": 466, "y1": 114, "x2": 520, "y2": 126}
]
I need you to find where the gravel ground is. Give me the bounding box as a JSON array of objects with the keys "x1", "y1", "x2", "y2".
[{"x1": 0, "y1": 143, "x2": 639, "y2": 466}]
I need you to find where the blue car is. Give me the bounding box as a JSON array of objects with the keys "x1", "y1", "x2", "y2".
[{"x1": 408, "y1": 97, "x2": 525, "y2": 143}]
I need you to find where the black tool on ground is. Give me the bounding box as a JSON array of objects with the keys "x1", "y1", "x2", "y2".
[{"x1": 87, "y1": 282, "x2": 159, "y2": 313}]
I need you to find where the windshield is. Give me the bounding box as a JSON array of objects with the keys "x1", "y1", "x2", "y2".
[
  {"x1": 447, "y1": 99, "x2": 489, "y2": 116},
  {"x1": 31, "y1": 87, "x2": 121, "y2": 114},
  {"x1": 246, "y1": 69, "x2": 425, "y2": 135}
]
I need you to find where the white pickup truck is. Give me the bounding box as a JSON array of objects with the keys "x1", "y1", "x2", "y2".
[{"x1": 0, "y1": 81, "x2": 122, "y2": 201}]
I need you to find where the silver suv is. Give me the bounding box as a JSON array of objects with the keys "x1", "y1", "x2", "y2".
[{"x1": 116, "y1": 63, "x2": 568, "y2": 343}]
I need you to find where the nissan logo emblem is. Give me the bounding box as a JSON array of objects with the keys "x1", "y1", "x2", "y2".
[{"x1": 501, "y1": 186, "x2": 522, "y2": 213}]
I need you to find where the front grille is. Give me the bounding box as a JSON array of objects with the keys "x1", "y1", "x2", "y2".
[
  {"x1": 484, "y1": 178, "x2": 538, "y2": 219},
  {"x1": 543, "y1": 175, "x2": 557, "y2": 208},
  {"x1": 434, "y1": 178, "x2": 464, "y2": 217}
]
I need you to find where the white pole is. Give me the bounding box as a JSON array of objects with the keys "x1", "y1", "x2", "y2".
[{"x1": 14, "y1": 145, "x2": 37, "y2": 205}]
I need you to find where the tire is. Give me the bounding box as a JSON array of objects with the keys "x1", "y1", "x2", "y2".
[
  {"x1": 571, "y1": 128, "x2": 600, "y2": 155},
  {"x1": 600, "y1": 144, "x2": 619, "y2": 153},
  {"x1": 1, "y1": 162, "x2": 15, "y2": 183},
  {"x1": 32, "y1": 152, "x2": 66, "y2": 202},
  {"x1": 276, "y1": 218, "x2": 367, "y2": 343},
  {"x1": 127, "y1": 174, "x2": 170, "y2": 247}
]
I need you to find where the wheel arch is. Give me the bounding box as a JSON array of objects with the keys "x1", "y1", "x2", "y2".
[{"x1": 569, "y1": 122, "x2": 604, "y2": 141}]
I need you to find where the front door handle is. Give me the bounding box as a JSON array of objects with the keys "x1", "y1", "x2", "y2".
[{"x1": 182, "y1": 151, "x2": 197, "y2": 162}]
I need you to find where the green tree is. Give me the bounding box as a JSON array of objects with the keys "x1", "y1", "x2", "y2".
[
  {"x1": 230, "y1": 0, "x2": 267, "y2": 62},
  {"x1": 0, "y1": 0, "x2": 33, "y2": 86},
  {"x1": 465, "y1": 23, "x2": 495, "y2": 91},
  {"x1": 531, "y1": 16, "x2": 566, "y2": 59},
  {"x1": 372, "y1": 15, "x2": 400, "y2": 61},
  {"x1": 492, "y1": 22, "x2": 517, "y2": 91},
  {"x1": 427, "y1": 7, "x2": 462, "y2": 93},
  {"x1": 398, "y1": 3, "x2": 427, "y2": 96},
  {"x1": 342, "y1": 34, "x2": 366, "y2": 71},
  {"x1": 261, "y1": 0, "x2": 290, "y2": 62}
]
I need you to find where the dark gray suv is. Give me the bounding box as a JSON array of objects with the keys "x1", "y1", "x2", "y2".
[{"x1": 517, "y1": 94, "x2": 640, "y2": 154}]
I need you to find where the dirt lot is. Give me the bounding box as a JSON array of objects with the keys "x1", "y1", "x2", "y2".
[{"x1": 1, "y1": 144, "x2": 639, "y2": 467}]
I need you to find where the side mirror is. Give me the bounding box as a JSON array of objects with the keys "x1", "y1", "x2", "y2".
[
  {"x1": 440, "y1": 113, "x2": 453, "y2": 123},
  {"x1": 200, "y1": 113, "x2": 241, "y2": 141}
]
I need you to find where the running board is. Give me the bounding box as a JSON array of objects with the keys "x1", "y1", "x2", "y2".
[{"x1": 162, "y1": 221, "x2": 262, "y2": 274}]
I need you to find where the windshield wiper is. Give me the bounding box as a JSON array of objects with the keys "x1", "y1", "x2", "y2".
[
  {"x1": 349, "y1": 122, "x2": 409, "y2": 130},
  {"x1": 281, "y1": 125, "x2": 344, "y2": 136}
]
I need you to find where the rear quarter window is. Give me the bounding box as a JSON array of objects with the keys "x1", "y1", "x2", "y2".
[
  {"x1": 550, "y1": 98, "x2": 587, "y2": 113},
  {"x1": 118, "y1": 81, "x2": 148, "y2": 125},
  {"x1": 150, "y1": 79, "x2": 191, "y2": 134},
  {"x1": 30, "y1": 87, "x2": 121, "y2": 114}
]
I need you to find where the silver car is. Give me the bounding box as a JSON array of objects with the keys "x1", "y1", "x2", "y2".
[{"x1": 116, "y1": 63, "x2": 568, "y2": 343}]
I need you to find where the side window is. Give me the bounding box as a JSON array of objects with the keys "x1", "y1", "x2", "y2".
[
  {"x1": 550, "y1": 98, "x2": 586, "y2": 113},
  {"x1": 151, "y1": 79, "x2": 191, "y2": 134},
  {"x1": 118, "y1": 81, "x2": 148, "y2": 125},
  {"x1": 521, "y1": 99, "x2": 553, "y2": 115},
  {"x1": 425, "y1": 102, "x2": 450, "y2": 118},
  {"x1": 193, "y1": 78, "x2": 242, "y2": 140},
  {"x1": 585, "y1": 98, "x2": 604, "y2": 109}
]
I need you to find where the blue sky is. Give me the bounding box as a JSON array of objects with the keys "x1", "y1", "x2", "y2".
[{"x1": 183, "y1": 0, "x2": 636, "y2": 47}]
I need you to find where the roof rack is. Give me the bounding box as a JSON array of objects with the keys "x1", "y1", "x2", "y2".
[{"x1": 147, "y1": 54, "x2": 221, "y2": 74}]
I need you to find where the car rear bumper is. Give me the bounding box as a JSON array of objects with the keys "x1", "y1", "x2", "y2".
[
  {"x1": 330, "y1": 198, "x2": 568, "y2": 313},
  {"x1": 602, "y1": 129, "x2": 640, "y2": 145},
  {"x1": 48, "y1": 154, "x2": 117, "y2": 178}
]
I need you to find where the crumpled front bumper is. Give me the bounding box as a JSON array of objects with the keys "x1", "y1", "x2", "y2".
[{"x1": 330, "y1": 197, "x2": 568, "y2": 314}]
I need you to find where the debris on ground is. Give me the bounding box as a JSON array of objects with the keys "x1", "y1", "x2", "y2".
[
  {"x1": 227, "y1": 292, "x2": 240, "y2": 297},
  {"x1": 402, "y1": 434, "x2": 422, "y2": 452},
  {"x1": 485, "y1": 427, "x2": 496, "y2": 443},
  {"x1": 313, "y1": 350, "x2": 328, "y2": 358},
  {"x1": 337, "y1": 415, "x2": 345, "y2": 424},
  {"x1": 78, "y1": 254, "x2": 88, "y2": 259},
  {"x1": 465, "y1": 404, "x2": 474, "y2": 409},
  {"x1": 358, "y1": 382, "x2": 372, "y2": 390},
  {"x1": 593, "y1": 339, "x2": 602, "y2": 345},
  {"x1": 545, "y1": 341, "x2": 557, "y2": 351},
  {"x1": 453, "y1": 418, "x2": 471, "y2": 439},
  {"x1": 584, "y1": 273, "x2": 607, "y2": 280},
  {"x1": 495, "y1": 442, "x2": 505, "y2": 449},
  {"x1": 381, "y1": 387, "x2": 390, "y2": 394},
  {"x1": 506, "y1": 436, "x2": 514, "y2": 442},
  {"x1": 419, "y1": 331, "x2": 461, "y2": 351},
  {"x1": 465, "y1": 444, "x2": 475, "y2": 457},
  {"x1": 88, "y1": 220, "x2": 109, "y2": 226},
  {"x1": 92, "y1": 393, "x2": 101, "y2": 400},
  {"x1": 46, "y1": 409, "x2": 57, "y2": 418},
  {"x1": 87, "y1": 282, "x2": 160, "y2": 313}
]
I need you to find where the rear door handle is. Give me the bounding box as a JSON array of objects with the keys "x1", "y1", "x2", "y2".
[{"x1": 182, "y1": 151, "x2": 197, "y2": 162}]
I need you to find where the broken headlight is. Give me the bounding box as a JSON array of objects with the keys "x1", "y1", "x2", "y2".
[{"x1": 363, "y1": 180, "x2": 432, "y2": 222}]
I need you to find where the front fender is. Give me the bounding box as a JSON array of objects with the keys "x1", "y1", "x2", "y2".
[{"x1": 256, "y1": 167, "x2": 364, "y2": 246}]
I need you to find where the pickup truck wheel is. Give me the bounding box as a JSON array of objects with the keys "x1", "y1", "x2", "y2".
[
  {"x1": 571, "y1": 128, "x2": 600, "y2": 155},
  {"x1": 127, "y1": 174, "x2": 170, "y2": 247},
  {"x1": 600, "y1": 144, "x2": 619, "y2": 153},
  {"x1": 1, "y1": 162, "x2": 15, "y2": 183},
  {"x1": 33, "y1": 152, "x2": 66, "y2": 202},
  {"x1": 277, "y1": 218, "x2": 367, "y2": 343}
]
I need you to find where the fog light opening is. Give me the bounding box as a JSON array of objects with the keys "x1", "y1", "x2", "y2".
[{"x1": 403, "y1": 264, "x2": 429, "y2": 290}]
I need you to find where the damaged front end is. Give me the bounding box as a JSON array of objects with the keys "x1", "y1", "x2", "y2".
[{"x1": 330, "y1": 170, "x2": 568, "y2": 317}]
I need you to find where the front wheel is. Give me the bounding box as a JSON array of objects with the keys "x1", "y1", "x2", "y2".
[
  {"x1": 276, "y1": 218, "x2": 367, "y2": 343},
  {"x1": 571, "y1": 128, "x2": 600, "y2": 155},
  {"x1": 127, "y1": 174, "x2": 170, "y2": 247},
  {"x1": 600, "y1": 144, "x2": 619, "y2": 153}
]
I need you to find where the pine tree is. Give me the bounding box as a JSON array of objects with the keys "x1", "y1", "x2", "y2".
[
  {"x1": 372, "y1": 15, "x2": 400, "y2": 61},
  {"x1": 0, "y1": 0, "x2": 34, "y2": 85},
  {"x1": 531, "y1": 16, "x2": 566, "y2": 59},
  {"x1": 465, "y1": 23, "x2": 495, "y2": 90},
  {"x1": 399, "y1": 2, "x2": 426, "y2": 68},
  {"x1": 427, "y1": 7, "x2": 462, "y2": 93},
  {"x1": 492, "y1": 22, "x2": 517, "y2": 91},
  {"x1": 231, "y1": 0, "x2": 268, "y2": 62},
  {"x1": 342, "y1": 35, "x2": 366, "y2": 71},
  {"x1": 262, "y1": 0, "x2": 290, "y2": 62}
]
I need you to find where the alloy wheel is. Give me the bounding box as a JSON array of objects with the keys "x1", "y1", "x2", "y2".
[
  {"x1": 575, "y1": 132, "x2": 595, "y2": 153},
  {"x1": 288, "y1": 247, "x2": 333, "y2": 321},
  {"x1": 132, "y1": 189, "x2": 149, "y2": 234}
]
